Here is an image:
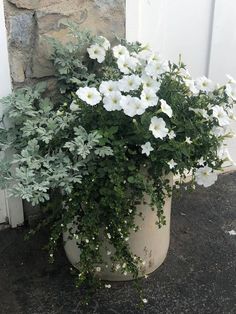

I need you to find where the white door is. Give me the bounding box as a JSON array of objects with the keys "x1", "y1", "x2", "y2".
[
  {"x1": 0, "y1": 1, "x2": 24, "y2": 226},
  {"x1": 126, "y1": 0, "x2": 236, "y2": 164}
]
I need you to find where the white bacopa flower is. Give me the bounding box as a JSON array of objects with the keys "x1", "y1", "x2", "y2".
[
  {"x1": 167, "y1": 159, "x2": 177, "y2": 169},
  {"x1": 120, "y1": 96, "x2": 146, "y2": 117},
  {"x1": 141, "y1": 88, "x2": 159, "y2": 108},
  {"x1": 70, "y1": 101, "x2": 79, "y2": 112},
  {"x1": 76, "y1": 87, "x2": 102, "y2": 106},
  {"x1": 195, "y1": 76, "x2": 215, "y2": 93},
  {"x1": 107, "y1": 233, "x2": 111, "y2": 239},
  {"x1": 212, "y1": 105, "x2": 230, "y2": 126},
  {"x1": 105, "y1": 284, "x2": 111, "y2": 289},
  {"x1": 98, "y1": 36, "x2": 110, "y2": 50},
  {"x1": 168, "y1": 130, "x2": 176, "y2": 139},
  {"x1": 99, "y1": 80, "x2": 119, "y2": 95},
  {"x1": 195, "y1": 166, "x2": 217, "y2": 187},
  {"x1": 87, "y1": 44, "x2": 106, "y2": 63},
  {"x1": 197, "y1": 157, "x2": 205, "y2": 166},
  {"x1": 95, "y1": 266, "x2": 101, "y2": 272},
  {"x1": 118, "y1": 74, "x2": 142, "y2": 92},
  {"x1": 103, "y1": 91, "x2": 122, "y2": 111},
  {"x1": 184, "y1": 79, "x2": 199, "y2": 95},
  {"x1": 185, "y1": 137, "x2": 192, "y2": 144},
  {"x1": 145, "y1": 60, "x2": 169, "y2": 79},
  {"x1": 141, "y1": 74, "x2": 161, "y2": 92},
  {"x1": 117, "y1": 55, "x2": 139, "y2": 74},
  {"x1": 107, "y1": 251, "x2": 111, "y2": 256},
  {"x1": 141, "y1": 142, "x2": 154, "y2": 156},
  {"x1": 112, "y1": 44, "x2": 129, "y2": 58},
  {"x1": 160, "y1": 99, "x2": 173, "y2": 118},
  {"x1": 149, "y1": 116, "x2": 169, "y2": 139},
  {"x1": 115, "y1": 264, "x2": 121, "y2": 271},
  {"x1": 142, "y1": 298, "x2": 148, "y2": 304}
]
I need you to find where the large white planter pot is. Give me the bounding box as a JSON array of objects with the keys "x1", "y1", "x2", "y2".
[{"x1": 64, "y1": 174, "x2": 173, "y2": 281}]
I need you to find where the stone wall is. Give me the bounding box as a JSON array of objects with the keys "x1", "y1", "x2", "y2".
[
  {"x1": 3, "y1": 0, "x2": 125, "y2": 224},
  {"x1": 4, "y1": 0, "x2": 125, "y2": 89}
]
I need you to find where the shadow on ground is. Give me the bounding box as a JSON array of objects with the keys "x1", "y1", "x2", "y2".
[{"x1": 0, "y1": 172, "x2": 236, "y2": 314}]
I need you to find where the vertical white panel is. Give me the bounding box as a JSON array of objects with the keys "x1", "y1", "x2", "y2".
[
  {"x1": 0, "y1": 2, "x2": 24, "y2": 226},
  {"x1": 209, "y1": 0, "x2": 236, "y2": 163}
]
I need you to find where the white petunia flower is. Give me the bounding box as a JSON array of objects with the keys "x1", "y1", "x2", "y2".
[
  {"x1": 149, "y1": 52, "x2": 163, "y2": 62},
  {"x1": 149, "y1": 116, "x2": 169, "y2": 139},
  {"x1": 141, "y1": 74, "x2": 161, "y2": 92},
  {"x1": 195, "y1": 166, "x2": 218, "y2": 187},
  {"x1": 168, "y1": 130, "x2": 176, "y2": 139},
  {"x1": 217, "y1": 145, "x2": 236, "y2": 166},
  {"x1": 118, "y1": 75, "x2": 142, "y2": 92},
  {"x1": 70, "y1": 101, "x2": 79, "y2": 111},
  {"x1": 98, "y1": 36, "x2": 110, "y2": 50},
  {"x1": 112, "y1": 44, "x2": 129, "y2": 58},
  {"x1": 76, "y1": 87, "x2": 102, "y2": 106},
  {"x1": 103, "y1": 91, "x2": 122, "y2": 111},
  {"x1": 160, "y1": 99, "x2": 173, "y2": 118},
  {"x1": 137, "y1": 46, "x2": 153, "y2": 61},
  {"x1": 167, "y1": 159, "x2": 177, "y2": 169},
  {"x1": 99, "y1": 80, "x2": 119, "y2": 95},
  {"x1": 185, "y1": 137, "x2": 192, "y2": 144},
  {"x1": 141, "y1": 142, "x2": 154, "y2": 156},
  {"x1": 117, "y1": 55, "x2": 139, "y2": 74},
  {"x1": 195, "y1": 76, "x2": 215, "y2": 93},
  {"x1": 184, "y1": 79, "x2": 199, "y2": 95},
  {"x1": 145, "y1": 60, "x2": 169, "y2": 79},
  {"x1": 226, "y1": 74, "x2": 236, "y2": 84},
  {"x1": 179, "y1": 68, "x2": 191, "y2": 79},
  {"x1": 211, "y1": 125, "x2": 227, "y2": 137},
  {"x1": 225, "y1": 84, "x2": 236, "y2": 101},
  {"x1": 141, "y1": 88, "x2": 159, "y2": 108},
  {"x1": 212, "y1": 105, "x2": 230, "y2": 126},
  {"x1": 87, "y1": 44, "x2": 106, "y2": 63},
  {"x1": 120, "y1": 96, "x2": 146, "y2": 117}
]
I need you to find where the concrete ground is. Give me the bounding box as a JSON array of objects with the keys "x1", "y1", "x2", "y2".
[{"x1": 0, "y1": 172, "x2": 236, "y2": 314}]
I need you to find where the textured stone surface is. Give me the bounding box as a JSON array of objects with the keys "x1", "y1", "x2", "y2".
[
  {"x1": 4, "y1": 0, "x2": 125, "y2": 84},
  {"x1": 0, "y1": 172, "x2": 236, "y2": 313}
]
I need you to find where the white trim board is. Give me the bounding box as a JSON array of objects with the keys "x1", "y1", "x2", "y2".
[{"x1": 0, "y1": 1, "x2": 24, "y2": 227}]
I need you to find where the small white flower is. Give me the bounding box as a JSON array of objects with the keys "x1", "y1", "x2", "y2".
[
  {"x1": 145, "y1": 60, "x2": 169, "y2": 79},
  {"x1": 120, "y1": 96, "x2": 146, "y2": 117},
  {"x1": 112, "y1": 44, "x2": 129, "y2": 58},
  {"x1": 197, "y1": 157, "x2": 205, "y2": 166},
  {"x1": 98, "y1": 36, "x2": 110, "y2": 50},
  {"x1": 107, "y1": 251, "x2": 111, "y2": 256},
  {"x1": 103, "y1": 91, "x2": 122, "y2": 111},
  {"x1": 115, "y1": 264, "x2": 121, "y2": 271},
  {"x1": 195, "y1": 76, "x2": 214, "y2": 93},
  {"x1": 160, "y1": 99, "x2": 173, "y2": 118},
  {"x1": 168, "y1": 130, "x2": 176, "y2": 139},
  {"x1": 123, "y1": 271, "x2": 128, "y2": 276},
  {"x1": 141, "y1": 88, "x2": 159, "y2": 107},
  {"x1": 70, "y1": 101, "x2": 79, "y2": 112},
  {"x1": 125, "y1": 237, "x2": 129, "y2": 242},
  {"x1": 87, "y1": 44, "x2": 106, "y2": 63},
  {"x1": 117, "y1": 55, "x2": 139, "y2": 74},
  {"x1": 142, "y1": 298, "x2": 148, "y2": 304},
  {"x1": 195, "y1": 166, "x2": 217, "y2": 187},
  {"x1": 107, "y1": 233, "x2": 111, "y2": 239},
  {"x1": 167, "y1": 159, "x2": 177, "y2": 169},
  {"x1": 149, "y1": 116, "x2": 169, "y2": 139},
  {"x1": 76, "y1": 87, "x2": 101, "y2": 106},
  {"x1": 141, "y1": 74, "x2": 161, "y2": 92},
  {"x1": 227, "y1": 230, "x2": 236, "y2": 236},
  {"x1": 212, "y1": 105, "x2": 230, "y2": 126},
  {"x1": 95, "y1": 267, "x2": 101, "y2": 272},
  {"x1": 141, "y1": 142, "x2": 154, "y2": 156},
  {"x1": 85, "y1": 239, "x2": 89, "y2": 243},
  {"x1": 118, "y1": 75, "x2": 141, "y2": 92},
  {"x1": 185, "y1": 137, "x2": 192, "y2": 144},
  {"x1": 99, "y1": 80, "x2": 119, "y2": 95},
  {"x1": 105, "y1": 284, "x2": 111, "y2": 288}
]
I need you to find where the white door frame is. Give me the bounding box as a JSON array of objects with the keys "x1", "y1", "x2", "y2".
[{"x1": 0, "y1": 1, "x2": 24, "y2": 227}]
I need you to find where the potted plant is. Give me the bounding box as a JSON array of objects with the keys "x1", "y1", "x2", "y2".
[{"x1": 0, "y1": 24, "x2": 235, "y2": 303}]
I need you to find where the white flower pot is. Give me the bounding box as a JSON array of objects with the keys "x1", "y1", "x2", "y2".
[{"x1": 63, "y1": 174, "x2": 173, "y2": 281}]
